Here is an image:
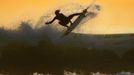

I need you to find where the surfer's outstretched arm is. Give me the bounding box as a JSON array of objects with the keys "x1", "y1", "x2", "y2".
[{"x1": 46, "y1": 17, "x2": 56, "y2": 24}]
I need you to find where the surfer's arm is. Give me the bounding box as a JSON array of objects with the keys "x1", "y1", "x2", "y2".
[{"x1": 46, "y1": 17, "x2": 57, "y2": 24}]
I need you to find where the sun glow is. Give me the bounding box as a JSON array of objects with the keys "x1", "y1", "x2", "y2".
[{"x1": 0, "y1": 0, "x2": 134, "y2": 34}]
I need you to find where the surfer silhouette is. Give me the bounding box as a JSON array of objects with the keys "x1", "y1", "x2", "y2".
[{"x1": 45, "y1": 9, "x2": 87, "y2": 28}]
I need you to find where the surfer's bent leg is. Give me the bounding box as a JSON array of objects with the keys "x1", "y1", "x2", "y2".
[
  {"x1": 59, "y1": 21, "x2": 69, "y2": 28},
  {"x1": 68, "y1": 13, "x2": 82, "y2": 20}
]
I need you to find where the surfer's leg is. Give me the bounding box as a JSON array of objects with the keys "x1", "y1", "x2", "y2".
[
  {"x1": 68, "y1": 13, "x2": 82, "y2": 20},
  {"x1": 63, "y1": 24, "x2": 69, "y2": 29},
  {"x1": 59, "y1": 21, "x2": 69, "y2": 28}
]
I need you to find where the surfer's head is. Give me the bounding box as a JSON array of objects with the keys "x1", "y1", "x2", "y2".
[{"x1": 55, "y1": 10, "x2": 60, "y2": 15}]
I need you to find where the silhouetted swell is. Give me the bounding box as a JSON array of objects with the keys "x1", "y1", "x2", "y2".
[{"x1": 0, "y1": 22, "x2": 134, "y2": 75}]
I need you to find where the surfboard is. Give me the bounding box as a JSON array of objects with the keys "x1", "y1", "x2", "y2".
[
  {"x1": 62, "y1": 9, "x2": 97, "y2": 36},
  {"x1": 62, "y1": 0, "x2": 99, "y2": 37},
  {"x1": 63, "y1": 12, "x2": 87, "y2": 36}
]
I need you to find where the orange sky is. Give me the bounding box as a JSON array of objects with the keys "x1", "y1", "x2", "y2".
[{"x1": 0, "y1": 0, "x2": 134, "y2": 34}]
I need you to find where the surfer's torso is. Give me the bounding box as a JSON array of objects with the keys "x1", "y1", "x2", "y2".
[{"x1": 55, "y1": 13, "x2": 70, "y2": 25}]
